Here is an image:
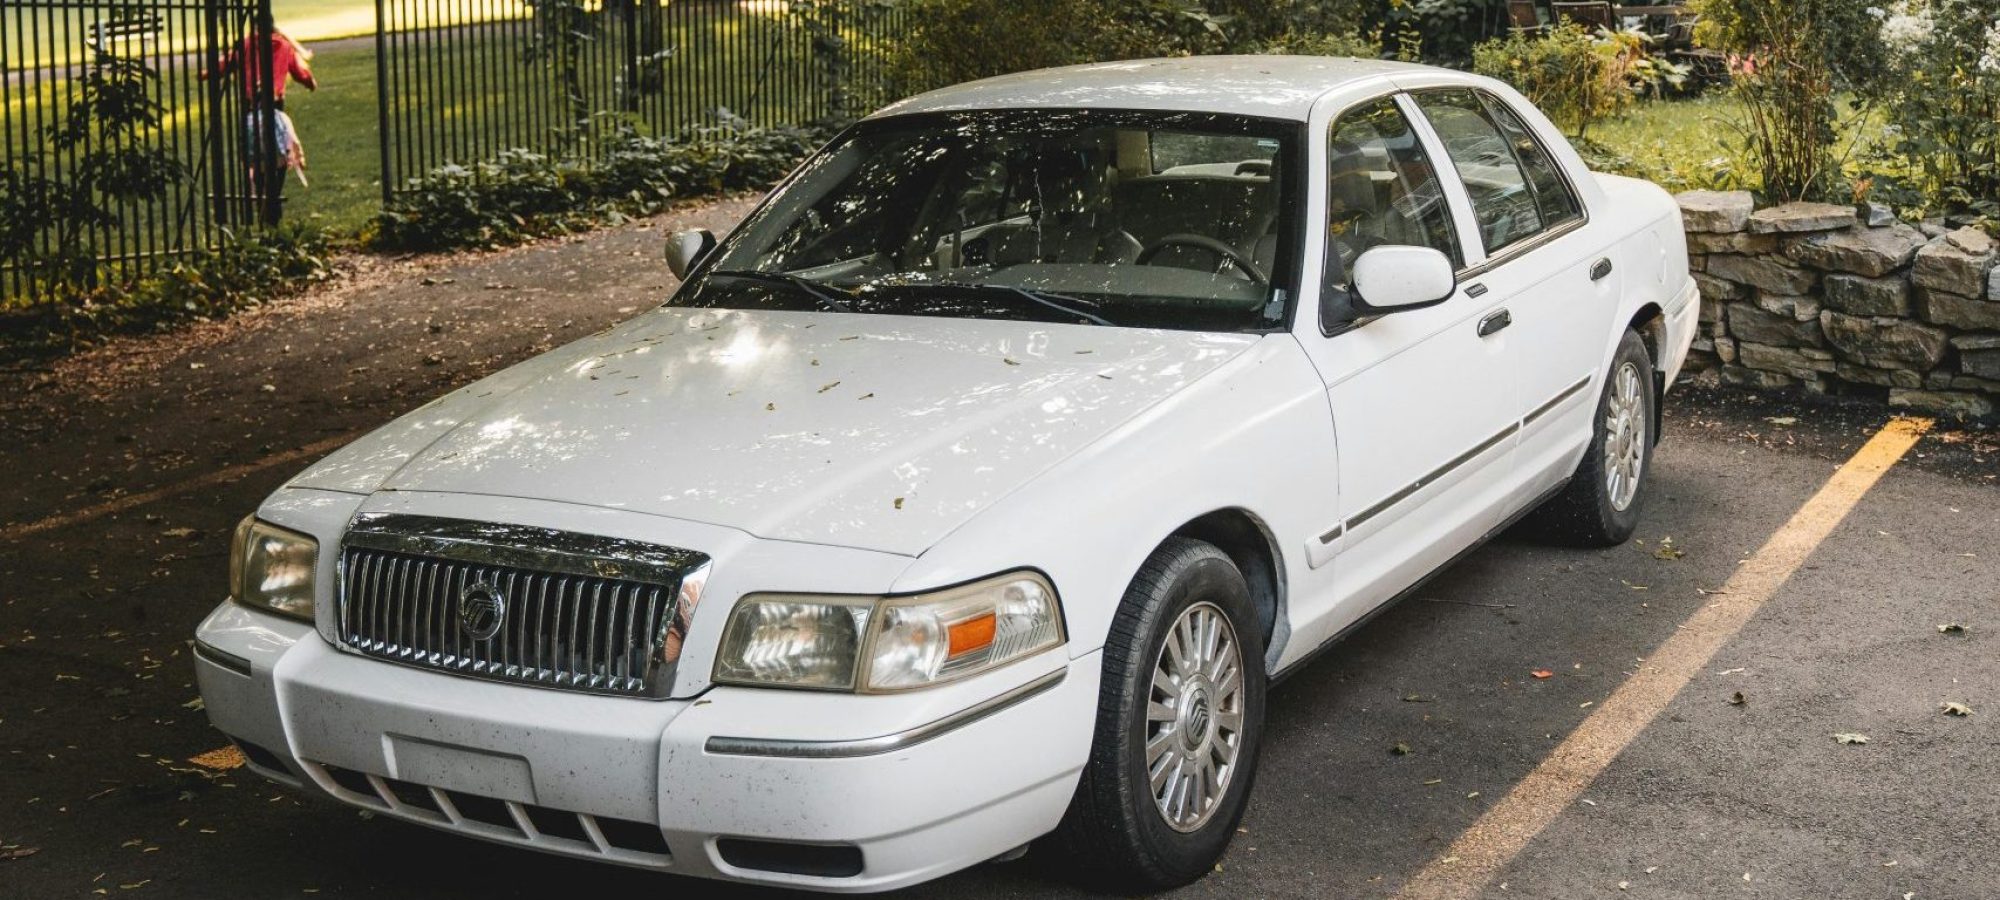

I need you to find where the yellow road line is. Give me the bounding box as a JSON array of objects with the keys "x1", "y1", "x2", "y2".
[
  {"x1": 1396, "y1": 416, "x2": 1934, "y2": 900},
  {"x1": 1, "y1": 431, "x2": 363, "y2": 543}
]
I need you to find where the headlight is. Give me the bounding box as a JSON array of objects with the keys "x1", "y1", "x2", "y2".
[
  {"x1": 229, "y1": 515, "x2": 318, "y2": 622},
  {"x1": 712, "y1": 571, "x2": 1064, "y2": 693}
]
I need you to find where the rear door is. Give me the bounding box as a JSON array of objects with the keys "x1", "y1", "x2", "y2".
[
  {"x1": 1407, "y1": 88, "x2": 1623, "y2": 503},
  {"x1": 1290, "y1": 92, "x2": 1522, "y2": 649}
]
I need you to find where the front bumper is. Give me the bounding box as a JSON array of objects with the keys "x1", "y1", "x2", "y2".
[{"x1": 195, "y1": 601, "x2": 1098, "y2": 892}]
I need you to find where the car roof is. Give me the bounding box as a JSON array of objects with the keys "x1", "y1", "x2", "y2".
[{"x1": 869, "y1": 55, "x2": 1441, "y2": 123}]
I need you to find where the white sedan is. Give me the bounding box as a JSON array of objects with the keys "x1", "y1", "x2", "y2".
[{"x1": 196, "y1": 56, "x2": 1697, "y2": 893}]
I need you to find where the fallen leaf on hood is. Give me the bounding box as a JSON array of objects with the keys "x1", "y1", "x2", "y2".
[
  {"x1": 1002, "y1": 357, "x2": 1021, "y2": 366},
  {"x1": 1834, "y1": 733, "x2": 1870, "y2": 745},
  {"x1": 817, "y1": 381, "x2": 840, "y2": 393},
  {"x1": 892, "y1": 497, "x2": 904, "y2": 510}
]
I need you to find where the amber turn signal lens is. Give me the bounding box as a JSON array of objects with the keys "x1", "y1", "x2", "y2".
[{"x1": 946, "y1": 612, "x2": 997, "y2": 658}]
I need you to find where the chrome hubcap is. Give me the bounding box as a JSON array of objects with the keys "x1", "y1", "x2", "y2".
[
  {"x1": 1146, "y1": 602, "x2": 1244, "y2": 833},
  {"x1": 1605, "y1": 362, "x2": 1646, "y2": 512}
]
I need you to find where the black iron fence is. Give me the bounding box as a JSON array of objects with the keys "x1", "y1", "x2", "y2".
[
  {"x1": 2, "y1": 1, "x2": 915, "y2": 302},
  {"x1": 2, "y1": 0, "x2": 281, "y2": 301},
  {"x1": 375, "y1": 0, "x2": 915, "y2": 200}
]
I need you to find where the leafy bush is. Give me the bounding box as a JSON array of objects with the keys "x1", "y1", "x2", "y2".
[
  {"x1": 1871, "y1": 0, "x2": 2000, "y2": 221},
  {"x1": 1473, "y1": 25, "x2": 1685, "y2": 139},
  {"x1": 1365, "y1": 0, "x2": 1510, "y2": 66},
  {"x1": 371, "y1": 116, "x2": 822, "y2": 253},
  {"x1": 1258, "y1": 29, "x2": 1385, "y2": 59},
  {"x1": 1, "y1": 225, "x2": 334, "y2": 359},
  {"x1": 1689, "y1": 0, "x2": 1887, "y2": 202},
  {"x1": 888, "y1": 0, "x2": 1236, "y2": 89}
]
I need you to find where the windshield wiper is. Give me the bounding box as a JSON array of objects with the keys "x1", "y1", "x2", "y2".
[
  {"x1": 709, "y1": 269, "x2": 853, "y2": 313},
  {"x1": 931, "y1": 282, "x2": 1115, "y2": 327}
]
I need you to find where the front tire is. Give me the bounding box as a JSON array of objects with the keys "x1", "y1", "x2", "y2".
[
  {"x1": 1529, "y1": 328, "x2": 1656, "y2": 546},
  {"x1": 1046, "y1": 538, "x2": 1267, "y2": 891}
]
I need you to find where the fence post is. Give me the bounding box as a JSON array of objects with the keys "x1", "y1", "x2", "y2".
[
  {"x1": 375, "y1": 0, "x2": 394, "y2": 206},
  {"x1": 252, "y1": 0, "x2": 282, "y2": 226},
  {"x1": 203, "y1": 1, "x2": 232, "y2": 228}
]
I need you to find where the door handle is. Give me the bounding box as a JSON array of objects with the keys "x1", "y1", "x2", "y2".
[
  {"x1": 1590, "y1": 257, "x2": 1614, "y2": 281},
  {"x1": 1478, "y1": 309, "x2": 1512, "y2": 337}
]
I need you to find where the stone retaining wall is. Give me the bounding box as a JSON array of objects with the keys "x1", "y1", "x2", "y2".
[{"x1": 1676, "y1": 190, "x2": 2000, "y2": 420}]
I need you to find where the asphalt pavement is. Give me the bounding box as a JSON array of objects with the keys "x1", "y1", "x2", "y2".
[{"x1": 1, "y1": 201, "x2": 1995, "y2": 899}]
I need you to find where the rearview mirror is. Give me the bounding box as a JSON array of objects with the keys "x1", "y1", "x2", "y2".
[
  {"x1": 1350, "y1": 245, "x2": 1456, "y2": 314},
  {"x1": 665, "y1": 228, "x2": 717, "y2": 280}
]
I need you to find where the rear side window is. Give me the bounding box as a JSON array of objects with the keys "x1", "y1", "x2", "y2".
[
  {"x1": 1325, "y1": 96, "x2": 1460, "y2": 285},
  {"x1": 1412, "y1": 89, "x2": 1582, "y2": 255}
]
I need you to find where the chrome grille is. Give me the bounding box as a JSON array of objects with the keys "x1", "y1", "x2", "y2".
[{"x1": 335, "y1": 514, "x2": 710, "y2": 698}]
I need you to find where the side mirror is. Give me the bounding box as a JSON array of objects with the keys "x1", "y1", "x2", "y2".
[
  {"x1": 665, "y1": 228, "x2": 717, "y2": 280},
  {"x1": 1349, "y1": 245, "x2": 1457, "y2": 314}
]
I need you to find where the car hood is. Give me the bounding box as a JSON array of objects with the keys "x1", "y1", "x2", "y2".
[{"x1": 289, "y1": 308, "x2": 1260, "y2": 556}]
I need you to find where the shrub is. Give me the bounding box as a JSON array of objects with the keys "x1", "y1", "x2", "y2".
[
  {"x1": 1689, "y1": 0, "x2": 1887, "y2": 202},
  {"x1": 888, "y1": 0, "x2": 1235, "y2": 90},
  {"x1": 1472, "y1": 25, "x2": 1681, "y2": 138},
  {"x1": 1258, "y1": 29, "x2": 1385, "y2": 59},
  {"x1": 371, "y1": 116, "x2": 823, "y2": 253},
  {"x1": 1365, "y1": 0, "x2": 1511, "y2": 66},
  {"x1": 1872, "y1": 0, "x2": 2000, "y2": 221},
  {"x1": 1, "y1": 224, "x2": 334, "y2": 358}
]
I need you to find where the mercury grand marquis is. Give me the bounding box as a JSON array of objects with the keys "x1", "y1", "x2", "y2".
[{"x1": 195, "y1": 56, "x2": 1698, "y2": 893}]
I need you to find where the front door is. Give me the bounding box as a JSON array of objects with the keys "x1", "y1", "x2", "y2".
[{"x1": 1291, "y1": 94, "x2": 1522, "y2": 651}]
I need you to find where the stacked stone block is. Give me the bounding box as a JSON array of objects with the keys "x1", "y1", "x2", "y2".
[{"x1": 1677, "y1": 190, "x2": 1999, "y2": 420}]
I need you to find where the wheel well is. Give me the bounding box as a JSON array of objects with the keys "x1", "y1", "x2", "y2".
[
  {"x1": 1629, "y1": 303, "x2": 1667, "y2": 444},
  {"x1": 1629, "y1": 303, "x2": 1666, "y2": 365},
  {"x1": 1169, "y1": 509, "x2": 1285, "y2": 665}
]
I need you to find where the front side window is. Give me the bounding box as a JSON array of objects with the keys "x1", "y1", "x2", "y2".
[
  {"x1": 677, "y1": 109, "x2": 1302, "y2": 333},
  {"x1": 1325, "y1": 96, "x2": 1460, "y2": 286},
  {"x1": 1412, "y1": 89, "x2": 1581, "y2": 255}
]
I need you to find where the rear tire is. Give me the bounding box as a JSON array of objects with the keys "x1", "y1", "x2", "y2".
[
  {"x1": 1528, "y1": 329, "x2": 1656, "y2": 547},
  {"x1": 1045, "y1": 537, "x2": 1266, "y2": 892}
]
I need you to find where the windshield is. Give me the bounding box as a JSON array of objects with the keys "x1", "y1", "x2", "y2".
[{"x1": 674, "y1": 109, "x2": 1302, "y2": 333}]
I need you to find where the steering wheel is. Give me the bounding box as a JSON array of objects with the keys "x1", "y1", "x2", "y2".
[{"x1": 1135, "y1": 233, "x2": 1270, "y2": 285}]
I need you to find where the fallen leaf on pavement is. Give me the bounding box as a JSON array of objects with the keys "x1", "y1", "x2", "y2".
[
  {"x1": 188, "y1": 745, "x2": 245, "y2": 771},
  {"x1": 1942, "y1": 702, "x2": 1972, "y2": 717},
  {"x1": 0, "y1": 846, "x2": 39, "y2": 861},
  {"x1": 1390, "y1": 742, "x2": 1412, "y2": 756},
  {"x1": 1938, "y1": 623, "x2": 1966, "y2": 634},
  {"x1": 1532, "y1": 669, "x2": 1554, "y2": 679},
  {"x1": 1729, "y1": 691, "x2": 1747, "y2": 706},
  {"x1": 1653, "y1": 537, "x2": 1684, "y2": 560},
  {"x1": 1834, "y1": 733, "x2": 1870, "y2": 745}
]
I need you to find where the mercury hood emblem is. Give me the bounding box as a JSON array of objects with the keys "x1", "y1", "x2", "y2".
[{"x1": 458, "y1": 581, "x2": 506, "y2": 641}]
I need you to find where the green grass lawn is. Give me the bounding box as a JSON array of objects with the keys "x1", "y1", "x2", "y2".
[{"x1": 1583, "y1": 92, "x2": 1897, "y2": 198}]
